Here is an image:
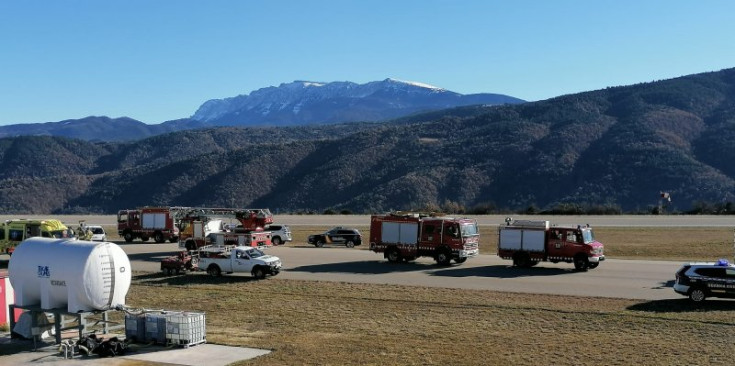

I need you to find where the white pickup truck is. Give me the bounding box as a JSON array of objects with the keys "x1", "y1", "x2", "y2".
[{"x1": 197, "y1": 246, "x2": 282, "y2": 279}]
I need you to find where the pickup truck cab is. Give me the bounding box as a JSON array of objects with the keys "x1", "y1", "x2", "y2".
[{"x1": 198, "y1": 246, "x2": 282, "y2": 279}]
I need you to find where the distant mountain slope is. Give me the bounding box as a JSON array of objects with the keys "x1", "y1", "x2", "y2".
[
  {"x1": 0, "y1": 116, "x2": 181, "y2": 142},
  {"x1": 0, "y1": 79, "x2": 524, "y2": 142},
  {"x1": 190, "y1": 78, "x2": 525, "y2": 126},
  {"x1": 1, "y1": 68, "x2": 734, "y2": 214}
]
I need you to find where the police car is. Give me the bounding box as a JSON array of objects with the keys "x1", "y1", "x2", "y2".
[{"x1": 673, "y1": 259, "x2": 735, "y2": 302}]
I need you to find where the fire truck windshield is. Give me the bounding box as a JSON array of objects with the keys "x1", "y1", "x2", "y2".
[
  {"x1": 460, "y1": 222, "x2": 479, "y2": 237},
  {"x1": 581, "y1": 229, "x2": 595, "y2": 244}
]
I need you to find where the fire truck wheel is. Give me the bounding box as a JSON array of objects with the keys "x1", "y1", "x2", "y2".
[
  {"x1": 123, "y1": 232, "x2": 134, "y2": 243},
  {"x1": 435, "y1": 250, "x2": 452, "y2": 266},
  {"x1": 386, "y1": 248, "x2": 401, "y2": 263},
  {"x1": 529, "y1": 261, "x2": 539, "y2": 267},
  {"x1": 185, "y1": 240, "x2": 196, "y2": 251},
  {"x1": 512, "y1": 252, "x2": 531, "y2": 268},
  {"x1": 588, "y1": 262, "x2": 599, "y2": 269},
  {"x1": 455, "y1": 257, "x2": 467, "y2": 264},
  {"x1": 345, "y1": 240, "x2": 355, "y2": 248},
  {"x1": 154, "y1": 232, "x2": 165, "y2": 243},
  {"x1": 574, "y1": 255, "x2": 589, "y2": 271},
  {"x1": 207, "y1": 265, "x2": 222, "y2": 277},
  {"x1": 252, "y1": 267, "x2": 266, "y2": 280},
  {"x1": 164, "y1": 268, "x2": 173, "y2": 276}
]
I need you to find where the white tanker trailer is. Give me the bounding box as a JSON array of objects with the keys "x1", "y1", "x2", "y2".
[{"x1": 8, "y1": 237, "x2": 131, "y2": 313}]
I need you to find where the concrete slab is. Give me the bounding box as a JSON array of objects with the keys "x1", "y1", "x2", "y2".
[{"x1": 0, "y1": 340, "x2": 271, "y2": 366}]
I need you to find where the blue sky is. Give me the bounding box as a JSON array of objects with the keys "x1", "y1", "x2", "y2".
[{"x1": 1, "y1": 0, "x2": 733, "y2": 125}]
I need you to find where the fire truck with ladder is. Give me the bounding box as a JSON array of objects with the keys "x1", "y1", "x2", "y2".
[
  {"x1": 369, "y1": 212, "x2": 480, "y2": 265},
  {"x1": 177, "y1": 207, "x2": 273, "y2": 251},
  {"x1": 117, "y1": 207, "x2": 179, "y2": 243}
]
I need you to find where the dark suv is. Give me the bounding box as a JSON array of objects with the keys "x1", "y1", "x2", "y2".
[
  {"x1": 308, "y1": 227, "x2": 362, "y2": 248},
  {"x1": 673, "y1": 259, "x2": 735, "y2": 302}
]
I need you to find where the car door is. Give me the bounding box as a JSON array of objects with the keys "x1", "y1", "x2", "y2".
[
  {"x1": 233, "y1": 249, "x2": 254, "y2": 273},
  {"x1": 328, "y1": 229, "x2": 345, "y2": 244}
]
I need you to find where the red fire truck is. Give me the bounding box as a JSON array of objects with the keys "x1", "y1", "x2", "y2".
[
  {"x1": 178, "y1": 208, "x2": 273, "y2": 251},
  {"x1": 117, "y1": 207, "x2": 179, "y2": 243},
  {"x1": 497, "y1": 218, "x2": 605, "y2": 270},
  {"x1": 369, "y1": 212, "x2": 480, "y2": 265}
]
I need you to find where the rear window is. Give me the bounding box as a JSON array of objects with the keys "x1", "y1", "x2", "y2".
[
  {"x1": 694, "y1": 267, "x2": 726, "y2": 278},
  {"x1": 676, "y1": 265, "x2": 691, "y2": 277},
  {"x1": 269, "y1": 225, "x2": 282, "y2": 230}
]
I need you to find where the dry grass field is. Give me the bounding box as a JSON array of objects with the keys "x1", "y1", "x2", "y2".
[
  {"x1": 286, "y1": 225, "x2": 734, "y2": 261},
  {"x1": 127, "y1": 275, "x2": 735, "y2": 366}
]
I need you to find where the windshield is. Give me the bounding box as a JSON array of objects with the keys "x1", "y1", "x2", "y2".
[
  {"x1": 581, "y1": 229, "x2": 595, "y2": 244},
  {"x1": 49, "y1": 230, "x2": 67, "y2": 238},
  {"x1": 460, "y1": 222, "x2": 479, "y2": 237},
  {"x1": 91, "y1": 227, "x2": 105, "y2": 234},
  {"x1": 249, "y1": 248, "x2": 265, "y2": 258}
]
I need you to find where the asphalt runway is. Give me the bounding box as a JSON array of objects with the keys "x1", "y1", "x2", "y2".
[
  {"x1": 3, "y1": 214, "x2": 735, "y2": 227},
  {"x1": 124, "y1": 242, "x2": 684, "y2": 301}
]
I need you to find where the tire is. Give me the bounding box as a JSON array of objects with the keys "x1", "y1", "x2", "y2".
[
  {"x1": 529, "y1": 261, "x2": 539, "y2": 267},
  {"x1": 455, "y1": 257, "x2": 468, "y2": 264},
  {"x1": 175, "y1": 268, "x2": 181, "y2": 275},
  {"x1": 185, "y1": 240, "x2": 196, "y2": 252},
  {"x1": 123, "y1": 231, "x2": 134, "y2": 243},
  {"x1": 315, "y1": 240, "x2": 325, "y2": 248},
  {"x1": 386, "y1": 248, "x2": 401, "y2": 263},
  {"x1": 513, "y1": 252, "x2": 531, "y2": 268},
  {"x1": 154, "y1": 232, "x2": 165, "y2": 244},
  {"x1": 252, "y1": 267, "x2": 266, "y2": 280},
  {"x1": 574, "y1": 255, "x2": 589, "y2": 271},
  {"x1": 272, "y1": 237, "x2": 282, "y2": 245},
  {"x1": 164, "y1": 268, "x2": 173, "y2": 276},
  {"x1": 435, "y1": 249, "x2": 452, "y2": 266},
  {"x1": 588, "y1": 262, "x2": 599, "y2": 269},
  {"x1": 689, "y1": 287, "x2": 706, "y2": 302},
  {"x1": 207, "y1": 265, "x2": 221, "y2": 277},
  {"x1": 345, "y1": 240, "x2": 355, "y2": 248}
]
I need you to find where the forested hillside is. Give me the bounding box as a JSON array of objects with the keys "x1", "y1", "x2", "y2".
[{"x1": 2, "y1": 68, "x2": 734, "y2": 214}]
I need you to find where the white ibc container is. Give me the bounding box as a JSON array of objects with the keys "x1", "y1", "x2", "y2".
[{"x1": 8, "y1": 237, "x2": 131, "y2": 313}]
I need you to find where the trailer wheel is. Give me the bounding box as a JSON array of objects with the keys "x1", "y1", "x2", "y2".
[
  {"x1": 386, "y1": 248, "x2": 401, "y2": 263},
  {"x1": 123, "y1": 231, "x2": 134, "y2": 243},
  {"x1": 252, "y1": 267, "x2": 266, "y2": 280},
  {"x1": 573, "y1": 255, "x2": 589, "y2": 271},
  {"x1": 435, "y1": 249, "x2": 452, "y2": 266},
  {"x1": 207, "y1": 265, "x2": 221, "y2": 277},
  {"x1": 154, "y1": 232, "x2": 165, "y2": 243}
]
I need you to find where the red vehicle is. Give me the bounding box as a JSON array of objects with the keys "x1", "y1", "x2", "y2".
[
  {"x1": 160, "y1": 251, "x2": 198, "y2": 275},
  {"x1": 497, "y1": 218, "x2": 605, "y2": 270},
  {"x1": 117, "y1": 207, "x2": 179, "y2": 243},
  {"x1": 369, "y1": 212, "x2": 480, "y2": 265},
  {"x1": 178, "y1": 208, "x2": 273, "y2": 251}
]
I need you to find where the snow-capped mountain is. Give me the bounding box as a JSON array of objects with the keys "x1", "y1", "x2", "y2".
[{"x1": 191, "y1": 78, "x2": 525, "y2": 127}]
